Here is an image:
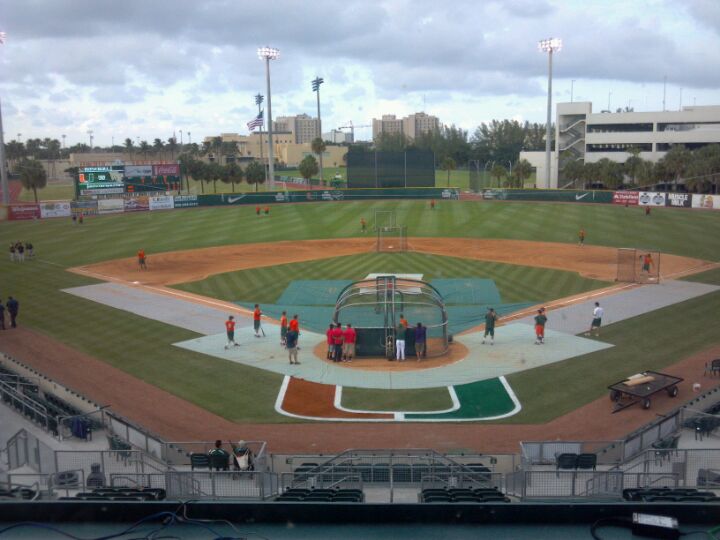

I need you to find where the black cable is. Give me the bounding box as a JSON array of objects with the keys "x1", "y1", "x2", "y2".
[{"x1": 590, "y1": 517, "x2": 632, "y2": 540}]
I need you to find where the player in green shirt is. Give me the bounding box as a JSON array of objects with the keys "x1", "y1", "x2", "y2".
[
  {"x1": 534, "y1": 308, "x2": 547, "y2": 345},
  {"x1": 482, "y1": 308, "x2": 498, "y2": 345}
]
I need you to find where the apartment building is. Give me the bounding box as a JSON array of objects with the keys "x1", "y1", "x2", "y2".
[{"x1": 274, "y1": 114, "x2": 320, "y2": 144}]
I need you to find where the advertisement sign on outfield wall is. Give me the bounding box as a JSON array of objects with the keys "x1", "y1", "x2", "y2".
[
  {"x1": 149, "y1": 196, "x2": 174, "y2": 210},
  {"x1": 174, "y1": 195, "x2": 199, "y2": 208},
  {"x1": 8, "y1": 204, "x2": 41, "y2": 220},
  {"x1": 638, "y1": 192, "x2": 666, "y2": 206},
  {"x1": 692, "y1": 194, "x2": 720, "y2": 210},
  {"x1": 71, "y1": 200, "x2": 98, "y2": 216},
  {"x1": 665, "y1": 193, "x2": 691, "y2": 208},
  {"x1": 612, "y1": 191, "x2": 639, "y2": 205},
  {"x1": 124, "y1": 196, "x2": 150, "y2": 212},
  {"x1": 39, "y1": 201, "x2": 72, "y2": 218},
  {"x1": 125, "y1": 165, "x2": 153, "y2": 177},
  {"x1": 98, "y1": 198, "x2": 125, "y2": 214},
  {"x1": 153, "y1": 164, "x2": 180, "y2": 176}
]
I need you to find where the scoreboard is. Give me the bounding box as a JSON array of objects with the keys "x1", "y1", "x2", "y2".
[
  {"x1": 76, "y1": 163, "x2": 181, "y2": 196},
  {"x1": 77, "y1": 166, "x2": 126, "y2": 195}
]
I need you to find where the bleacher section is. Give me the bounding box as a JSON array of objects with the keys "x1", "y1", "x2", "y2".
[
  {"x1": 276, "y1": 488, "x2": 364, "y2": 503},
  {"x1": 420, "y1": 487, "x2": 510, "y2": 503},
  {"x1": 623, "y1": 487, "x2": 720, "y2": 503}
]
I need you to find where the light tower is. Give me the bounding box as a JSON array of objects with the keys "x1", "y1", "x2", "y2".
[
  {"x1": 257, "y1": 46, "x2": 279, "y2": 185},
  {"x1": 538, "y1": 37, "x2": 562, "y2": 187},
  {"x1": 255, "y1": 93, "x2": 265, "y2": 181},
  {"x1": 312, "y1": 76, "x2": 324, "y2": 184}
]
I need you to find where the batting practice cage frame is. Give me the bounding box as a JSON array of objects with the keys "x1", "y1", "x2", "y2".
[
  {"x1": 332, "y1": 276, "x2": 449, "y2": 358},
  {"x1": 616, "y1": 248, "x2": 661, "y2": 284}
]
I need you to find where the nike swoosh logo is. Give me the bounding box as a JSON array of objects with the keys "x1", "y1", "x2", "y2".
[
  {"x1": 228, "y1": 196, "x2": 245, "y2": 203},
  {"x1": 575, "y1": 193, "x2": 589, "y2": 200}
]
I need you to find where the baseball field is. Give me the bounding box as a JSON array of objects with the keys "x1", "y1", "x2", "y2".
[{"x1": 2, "y1": 199, "x2": 720, "y2": 451}]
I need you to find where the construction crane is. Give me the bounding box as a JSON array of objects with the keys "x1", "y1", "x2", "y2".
[{"x1": 337, "y1": 121, "x2": 371, "y2": 142}]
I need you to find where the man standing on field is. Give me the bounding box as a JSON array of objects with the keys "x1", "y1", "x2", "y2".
[
  {"x1": 586, "y1": 302, "x2": 604, "y2": 337},
  {"x1": 343, "y1": 323, "x2": 356, "y2": 362},
  {"x1": 331, "y1": 323, "x2": 345, "y2": 362},
  {"x1": 224, "y1": 315, "x2": 240, "y2": 349},
  {"x1": 137, "y1": 249, "x2": 147, "y2": 270},
  {"x1": 286, "y1": 327, "x2": 300, "y2": 365},
  {"x1": 253, "y1": 304, "x2": 262, "y2": 337},
  {"x1": 534, "y1": 308, "x2": 547, "y2": 345},
  {"x1": 280, "y1": 311, "x2": 288, "y2": 346},
  {"x1": 482, "y1": 308, "x2": 498, "y2": 345},
  {"x1": 578, "y1": 229, "x2": 585, "y2": 246}
]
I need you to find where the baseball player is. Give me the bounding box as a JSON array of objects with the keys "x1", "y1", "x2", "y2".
[
  {"x1": 482, "y1": 308, "x2": 498, "y2": 345},
  {"x1": 253, "y1": 304, "x2": 263, "y2": 337},
  {"x1": 224, "y1": 315, "x2": 240, "y2": 349},
  {"x1": 534, "y1": 308, "x2": 547, "y2": 345},
  {"x1": 137, "y1": 249, "x2": 147, "y2": 270},
  {"x1": 280, "y1": 311, "x2": 288, "y2": 346},
  {"x1": 586, "y1": 302, "x2": 604, "y2": 337}
]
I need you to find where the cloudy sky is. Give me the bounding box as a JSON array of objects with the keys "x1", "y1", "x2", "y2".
[{"x1": 1, "y1": 0, "x2": 719, "y2": 146}]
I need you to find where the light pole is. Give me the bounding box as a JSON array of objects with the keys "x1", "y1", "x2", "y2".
[
  {"x1": 61, "y1": 134, "x2": 66, "y2": 149},
  {"x1": 179, "y1": 129, "x2": 183, "y2": 145},
  {"x1": 570, "y1": 79, "x2": 575, "y2": 102},
  {"x1": 0, "y1": 31, "x2": 8, "y2": 204},
  {"x1": 258, "y1": 46, "x2": 279, "y2": 185},
  {"x1": 312, "y1": 76, "x2": 324, "y2": 184},
  {"x1": 255, "y1": 93, "x2": 265, "y2": 181},
  {"x1": 87, "y1": 130, "x2": 94, "y2": 151},
  {"x1": 538, "y1": 37, "x2": 562, "y2": 189},
  {"x1": 607, "y1": 91, "x2": 612, "y2": 111},
  {"x1": 188, "y1": 132, "x2": 191, "y2": 145}
]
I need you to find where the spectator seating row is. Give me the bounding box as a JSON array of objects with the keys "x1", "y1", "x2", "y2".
[
  {"x1": 60, "y1": 487, "x2": 166, "y2": 501},
  {"x1": 0, "y1": 487, "x2": 37, "y2": 500},
  {"x1": 421, "y1": 487, "x2": 510, "y2": 503},
  {"x1": 697, "y1": 469, "x2": 720, "y2": 487},
  {"x1": 623, "y1": 487, "x2": 720, "y2": 503},
  {"x1": 190, "y1": 452, "x2": 232, "y2": 471},
  {"x1": 683, "y1": 415, "x2": 720, "y2": 441},
  {"x1": 555, "y1": 453, "x2": 597, "y2": 471},
  {"x1": 276, "y1": 488, "x2": 364, "y2": 503},
  {"x1": 292, "y1": 462, "x2": 492, "y2": 483}
]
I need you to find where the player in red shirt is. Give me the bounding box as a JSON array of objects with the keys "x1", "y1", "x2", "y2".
[
  {"x1": 256, "y1": 206, "x2": 260, "y2": 216},
  {"x1": 224, "y1": 315, "x2": 240, "y2": 349},
  {"x1": 253, "y1": 304, "x2": 262, "y2": 337},
  {"x1": 326, "y1": 323, "x2": 334, "y2": 360},
  {"x1": 280, "y1": 311, "x2": 288, "y2": 346},
  {"x1": 331, "y1": 323, "x2": 345, "y2": 362},
  {"x1": 342, "y1": 323, "x2": 356, "y2": 362},
  {"x1": 289, "y1": 314, "x2": 299, "y2": 332}
]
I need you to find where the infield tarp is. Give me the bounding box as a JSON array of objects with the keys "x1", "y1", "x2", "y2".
[{"x1": 276, "y1": 280, "x2": 353, "y2": 306}]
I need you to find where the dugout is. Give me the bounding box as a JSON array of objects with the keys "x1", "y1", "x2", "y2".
[
  {"x1": 332, "y1": 276, "x2": 449, "y2": 358},
  {"x1": 346, "y1": 149, "x2": 435, "y2": 189}
]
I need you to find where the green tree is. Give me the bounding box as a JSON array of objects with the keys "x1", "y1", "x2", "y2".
[
  {"x1": 661, "y1": 144, "x2": 691, "y2": 188},
  {"x1": 512, "y1": 158, "x2": 533, "y2": 188},
  {"x1": 207, "y1": 162, "x2": 224, "y2": 193},
  {"x1": 298, "y1": 154, "x2": 319, "y2": 183},
  {"x1": 167, "y1": 137, "x2": 178, "y2": 160},
  {"x1": 490, "y1": 163, "x2": 507, "y2": 186},
  {"x1": 18, "y1": 158, "x2": 47, "y2": 202},
  {"x1": 311, "y1": 137, "x2": 327, "y2": 183},
  {"x1": 212, "y1": 136, "x2": 223, "y2": 165},
  {"x1": 687, "y1": 144, "x2": 720, "y2": 192},
  {"x1": 440, "y1": 156, "x2": 456, "y2": 187},
  {"x1": 5, "y1": 140, "x2": 26, "y2": 161},
  {"x1": 624, "y1": 147, "x2": 645, "y2": 186},
  {"x1": 139, "y1": 140, "x2": 150, "y2": 157},
  {"x1": 581, "y1": 162, "x2": 602, "y2": 188},
  {"x1": 374, "y1": 132, "x2": 408, "y2": 152},
  {"x1": 561, "y1": 159, "x2": 585, "y2": 188},
  {"x1": 523, "y1": 122, "x2": 547, "y2": 151},
  {"x1": 245, "y1": 160, "x2": 266, "y2": 192},
  {"x1": 153, "y1": 138, "x2": 164, "y2": 153},
  {"x1": 124, "y1": 138, "x2": 134, "y2": 154},
  {"x1": 223, "y1": 162, "x2": 243, "y2": 192},
  {"x1": 189, "y1": 160, "x2": 208, "y2": 194},
  {"x1": 597, "y1": 158, "x2": 624, "y2": 189}
]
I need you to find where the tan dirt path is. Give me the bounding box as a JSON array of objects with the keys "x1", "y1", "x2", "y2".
[{"x1": 2, "y1": 327, "x2": 718, "y2": 453}]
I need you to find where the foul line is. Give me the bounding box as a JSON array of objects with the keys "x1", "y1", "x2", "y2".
[{"x1": 333, "y1": 385, "x2": 461, "y2": 416}]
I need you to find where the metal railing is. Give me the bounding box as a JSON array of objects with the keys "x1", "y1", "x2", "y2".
[
  {"x1": 520, "y1": 440, "x2": 625, "y2": 468},
  {"x1": 0, "y1": 379, "x2": 51, "y2": 432},
  {"x1": 160, "y1": 441, "x2": 268, "y2": 472},
  {"x1": 5, "y1": 429, "x2": 56, "y2": 474}
]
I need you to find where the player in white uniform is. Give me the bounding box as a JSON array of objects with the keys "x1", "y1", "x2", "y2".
[{"x1": 586, "y1": 302, "x2": 604, "y2": 337}]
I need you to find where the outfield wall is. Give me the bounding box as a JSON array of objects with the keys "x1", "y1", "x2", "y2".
[{"x1": 2, "y1": 188, "x2": 719, "y2": 221}]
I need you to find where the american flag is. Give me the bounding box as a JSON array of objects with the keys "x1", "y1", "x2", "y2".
[
  {"x1": 247, "y1": 111, "x2": 263, "y2": 131},
  {"x1": 0, "y1": 32, "x2": 6, "y2": 44}
]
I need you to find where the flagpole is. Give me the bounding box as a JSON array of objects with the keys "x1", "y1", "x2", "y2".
[{"x1": 255, "y1": 94, "x2": 265, "y2": 183}]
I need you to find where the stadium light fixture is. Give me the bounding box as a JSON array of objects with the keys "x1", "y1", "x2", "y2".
[
  {"x1": 538, "y1": 37, "x2": 561, "y2": 188},
  {"x1": 258, "y1": 47, "x2": 279, "y2": 184},
  {"x1": 312, "y1": 77, "x2": 325, "y2": 182}
]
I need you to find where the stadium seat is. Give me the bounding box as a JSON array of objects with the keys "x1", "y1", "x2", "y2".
[
  {"x1": 209, "y1": 453, "x2": 230, "y2": 471},
  {"x1": 705, "y1": 359, "x2": 720, "y2": 377},
  {"x1": 190, "y1": 453, "x2": 210, "y2": 470},
  {"x1": 555, "y1": 453, "x2": 578, "y2": 471}
]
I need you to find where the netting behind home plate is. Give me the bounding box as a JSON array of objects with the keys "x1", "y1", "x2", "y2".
[{"x1": 332, "y1": 276, "x2": 448, "y2": 358}]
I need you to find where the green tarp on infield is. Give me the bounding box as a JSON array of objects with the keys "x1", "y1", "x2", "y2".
[{"x1": 406, "y1": 378, "x2": 517, "y2": 420}]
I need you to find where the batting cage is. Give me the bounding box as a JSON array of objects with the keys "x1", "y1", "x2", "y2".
[
  {"x1": 616, "y1": 248, "x2": 661, "y2": 284},
  {"x1": 377, "y1": 226, "x2": 408, "y2": 252},
  {"x1": 346, "y1": 149, "x2": 435, "y2": 188},
  {"x1": 332, "y1": 276, "x2": 449, "y2": 358}
]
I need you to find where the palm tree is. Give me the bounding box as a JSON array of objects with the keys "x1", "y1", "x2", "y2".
[
  {"x1": 139, "y1": 140, "x2": 150, "y2": 158},
  {"x1": 661, "y1": 145, "x2": 691, "y2": 190},
  {"x1": 167, "y1": 137, "x2": 178, "y2": 160},
  {"x1": 207, "y1": 162, "x2": 224, "y2": 193},
  {"x1": 153, "y1": 138, "x2": 164, "y2": 154},
  {"x1": 223, "y1": 162, "x2": 243, "y2": 192},
  {"x1": 311, "y1": 137, "x2": 326, "y2": 184},
  {"x1": 512, "y1": 158, "x2": 533, "y2": 188},
  {"x1": 124, "y1": 138, "x2": 134, "y2": 155},
  {"x1": 212, "y1": 136, "x2": 223, "y2": 165},
  {"x1": 245, "y1": 161, "x2": 265, "y2": 192},
  {"x1": 440, "y1": 156, "x2": 456, "y2": 187},
  {"x1": 490, "y1": 163, "x2": 507, "y2": 187},
  {"x1": 624, "y1": 147, "x2": 644, "y2": 186},
  {"x1": 18, "y1": 158, "x2": 47, "y2": 202},
  {"x1": 562, "y1": 159, "x2": 584, "y2": 188}
]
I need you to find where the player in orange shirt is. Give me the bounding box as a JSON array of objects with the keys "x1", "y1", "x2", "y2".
[
  {"x1": 280, "y1": 311, "x2": 288, "y2": 346},
  {"x1": 224, "y1": 315, "x2": 240, "y2": 349},
  {"x1": 253, "y1": 304, "x2": 263, "y2": 337},
  {"x1": 289, "y1": 314, "x2": 299, "y2": 332},
  {"x1": 137, "y1": 249, "x2": 147, "y2": 270}
]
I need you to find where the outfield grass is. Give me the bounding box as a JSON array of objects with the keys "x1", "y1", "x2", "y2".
[
  {"x1": 1, "y1": 200, "x2": 719, "y2": 424},
  {"x1": 681, "y1": 267, "x2": 720, "y2": 286},
  {"x1": 18, "y1": 183, "x2": 75, "y2": 202},
  {"x1": 173, "y1": 252, "x2": 608, "y2": 306}
]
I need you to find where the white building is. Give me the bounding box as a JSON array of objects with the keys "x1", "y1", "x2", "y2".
[
  {"x1": 323, "y1": 129, "x2": 353, "y2": 144},
  {"x1": 521, "y1": 102, "x2": 720, "y2": 188}
]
